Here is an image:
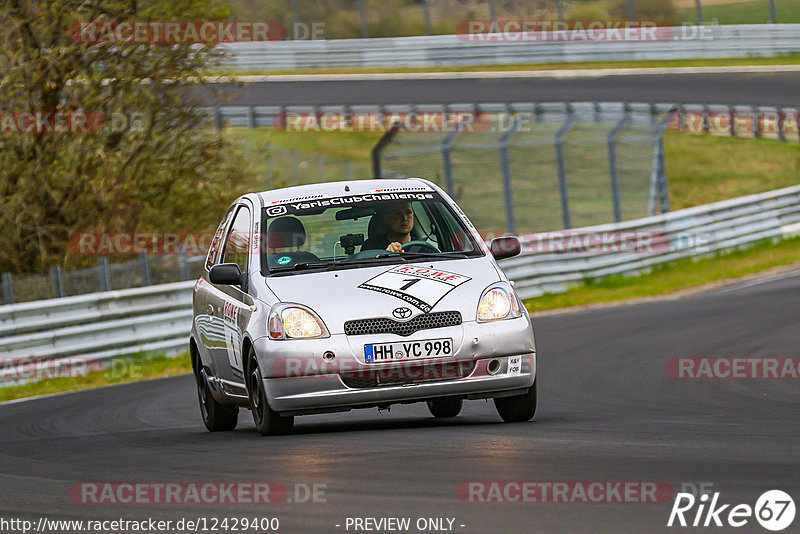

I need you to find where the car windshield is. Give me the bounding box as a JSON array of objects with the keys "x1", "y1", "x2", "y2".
[{"x1": 261, "y1": 190, "x2": 484, "y2": 275}]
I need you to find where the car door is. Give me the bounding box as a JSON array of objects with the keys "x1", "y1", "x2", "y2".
[
  {"x1": 195, "y1": 206, "x2": 236, "y2": 374},
  {"x1": 206, "y1": 202, "x2": 255, "y2": 395}
]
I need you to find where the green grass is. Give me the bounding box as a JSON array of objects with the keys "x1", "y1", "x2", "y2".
[
  {"x1": 525, "y1": 236, "x2": 800, "y2": 313},
  {"x1": 0, "y1": 353, "x2": 192, "y2": 404},
  {"x1": 218, "y1": 54, "x2": 800, "y2": 77},
  {"x1": 679, "y1": 0, "x2": 800, "y2": 24},
  {"x1": 664, "y1": 132, "x2": 800, "y2": 209}
]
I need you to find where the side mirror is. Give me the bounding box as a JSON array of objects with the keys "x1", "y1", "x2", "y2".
[
  {"x1": 209, "y1": 263, "x2": 243, "y2": 286},
  {"x1": 490, "y1": 236, "x2": 521, "y2": 260}
]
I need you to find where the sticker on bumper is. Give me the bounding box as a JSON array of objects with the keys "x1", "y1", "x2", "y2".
[{"x1": 358, "y1": 265, "x2": 471, "y2": 313}]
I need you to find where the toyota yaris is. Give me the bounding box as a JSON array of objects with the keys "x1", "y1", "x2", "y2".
[{"x1": 190, "y1": 178, "x2": 536, "y2": 435}]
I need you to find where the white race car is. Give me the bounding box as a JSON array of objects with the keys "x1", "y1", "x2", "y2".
[{"x1": 190, "y1": 178, "x2": 536, "y2": 435}]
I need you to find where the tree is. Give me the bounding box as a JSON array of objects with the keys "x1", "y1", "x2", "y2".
[{"x1": 0, "y1": 0, "x2": 252, "y2": 272}]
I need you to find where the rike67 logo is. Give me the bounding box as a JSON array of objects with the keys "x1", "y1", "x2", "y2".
[{"x1": 668, "y1": 490, "x2": 795, "y2": 531}]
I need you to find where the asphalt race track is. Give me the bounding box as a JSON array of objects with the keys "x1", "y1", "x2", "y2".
[
  {"x1": 207, "y1": 71, "x2": 800, "y2": 107},
  {"x1": 1, "y1": 271, "x2": 798, "y2": 533}
]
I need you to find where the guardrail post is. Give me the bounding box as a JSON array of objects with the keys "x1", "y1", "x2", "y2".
[
  {"x1": 98, "y1": 257, "x2": 110, "y2": 291},
  {"x1": 555, "y1": 104, "x2": 577, "y2": 229},
  {"x1": 499, "y1": 117, "x2": 521, "y2": 234},
  {"x1": 2, "y1": 272, "x2": 15, "y2": 304},
  {"x1": 50, "y1": 266, "x2": 64, "y2": 298},
  {"x1": 607, "y1": 104, "x2": 631, "y2": 223},
  {"x1": 140, "y1": 252, "x2": 151, "y2": 286},
  {"x1": 371, "y1": 121, "x2": 402, "y2": 178}
]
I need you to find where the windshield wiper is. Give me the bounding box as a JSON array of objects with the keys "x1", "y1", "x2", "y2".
[
  {"x1": 269, "y1": 262, "x2": 331, "y2": 274},
  {"x1": 390, "y1": 251, "x2": 475, "y2": 260}
]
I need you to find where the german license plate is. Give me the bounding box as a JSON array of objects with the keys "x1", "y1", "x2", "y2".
[{"x1": 364, "y1": 338, "x2": 453, "y2": 362}]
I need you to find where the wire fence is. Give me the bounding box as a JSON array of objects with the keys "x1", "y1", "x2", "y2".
[{"x1": 374, "y1": 102, "x2": 671, "y2": 235}]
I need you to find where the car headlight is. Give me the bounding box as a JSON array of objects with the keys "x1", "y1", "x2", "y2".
[
  {"x1": 268, "y1": 303, "x2": 329, "y2": 340},
  {"x1": 477, "y1": 282, "x2": 522, "y2": 322}
]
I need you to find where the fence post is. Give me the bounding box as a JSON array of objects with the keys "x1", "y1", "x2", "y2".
[
  {"x1": 499, "y1": 116, "x2": 520, "y2": 234},
  {"x1": 98, "y1": 257, "x2": 110, "y2": 291},
  {"x1": 290, "y1": 149, "x2": 299, "y2": 185},
  {"x1": 607, "y1": 104, "x2": 631, "y2": 223},
  {"x1": 422, "y1": 0, "x2": 432, "y2": 35},
  {"x1": 358, "y1": 0, "x2": 369, "y2": 38},
  {"x1": 625, "y1": 0, "x2": 634, "y2": 22},
  {"x1": 1, "y1": 272, "x2": 13, "y2": 304},
  {"x1": 768, "y1": 0, "x2": 776, "y2": 23},
  {"x1": 318, "y1": 155, "x2": 325, "y2": 182},
  {"x1": 555, "y1": 104, "x2": 577, "y2": 229},
  {"x1": 247, "y1": 106, "x2": 256, "y2": 129},
  {"x1": 214, "y1": 107, "x2": 223, "y2": 131},
  {"x1": 140, "y1": 251, "x2": 151, "y2": 286},
  {"x1": 370, "y1": 121, "x2": 402, "y2": 178},
  {"x1": 695, "y1": 0, "x2": 702, "y2": 25},
  {"x1": 729, "y1": 105, "x2": 736, "y2": 137},
  {"x1": 488, "y1": 0, "x2": 496, "y2": 23},
  {"x1": 752, "y1": 105, "x2": 760, "y2": 139},
  {"x1": 777, "y1": 106, "x2": 785, "y2": 142},
  {"x1": 649, "y1": 109, "x2": 673, "y2": 215},
  {"x1": 179, "y1": 252, "x2": 190, "y2": 281},
  {"x1": 440, "y1": 119, "x2": 471, "y2": 199},
  {"x1": 50, "y1": 266, "x2": 64, "y2": 298},
  {"x1": 290, "y1": 0, "x2": 301, "y2": 39},
  {"x1": 556, "y1": 0, "x2": 564, "y2": 22}
]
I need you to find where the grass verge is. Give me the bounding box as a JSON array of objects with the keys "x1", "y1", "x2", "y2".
[
  {"x1": 218, "y1": 54, "x2": 800, "y2": 77},
  {"x1": 524, "y1": 236, "x2": 800, "y2": 313},
  {"x1": 0, "y1": 353, "x2": 192, "y2": 404}
]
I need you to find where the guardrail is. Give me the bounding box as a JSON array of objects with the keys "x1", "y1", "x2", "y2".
[
  {"x1": 502, "y1": 184, "x2": 800, "y2": 298},
  {"x1": 218, "y1": 24, "x2": 800, "y2": 70},
  {"x1": 1, "y1": 185, "x2": 799, "y2": 387}
]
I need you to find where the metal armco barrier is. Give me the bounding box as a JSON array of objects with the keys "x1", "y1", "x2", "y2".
[
  {"x1": 218, "y1": 24, "x2": 800, "y2": 70},
  {"x1": 1, "y1": 185, "x2": 799, "y2": 387},
  {"x1": 502, "y1": 184, "x2": 800, "y2": 299}
]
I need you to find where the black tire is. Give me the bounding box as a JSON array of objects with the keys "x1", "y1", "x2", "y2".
[
  {"x1": 248, "y1": 351, "x2": 294, "y2": 436},
  {"x1": 196, "y1": 367, "x2": 238, "y2": 432},
  {"x1": 494, "y1": 379, "x2": 537, "y2": 423},
  {"x1": 427, "y1": 397, "x2": 463, "y2": 418}
]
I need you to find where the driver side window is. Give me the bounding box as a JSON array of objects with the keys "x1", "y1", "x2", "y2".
[{"x1": 221, "y1": 206, "x2": 252, "y2": 273}]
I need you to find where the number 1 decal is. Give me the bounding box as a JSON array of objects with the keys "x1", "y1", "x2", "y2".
[{"x1": 399, "y1": 278, "x2": 421, "y2": 291}]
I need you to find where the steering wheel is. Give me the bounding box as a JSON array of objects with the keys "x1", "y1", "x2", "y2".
[{"x1": 402, "y1": 240, "x2": 441, "y2": 253}]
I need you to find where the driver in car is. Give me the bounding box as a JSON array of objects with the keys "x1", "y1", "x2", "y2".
[{"x1": 362, "y1": 201, "x2": 414, "y2": 253}]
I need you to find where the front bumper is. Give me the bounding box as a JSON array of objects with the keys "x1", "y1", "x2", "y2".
[{"x1": 253, "y1": 316, "x2": 536, "y2": 415}]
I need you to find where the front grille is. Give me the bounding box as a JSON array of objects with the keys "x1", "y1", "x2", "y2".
[
  {"x1": 344, "y1": 311, "x2": 462, "y2": 337},
  {"x1": 340, "y1": 360, "x2": 475, "y2": 389}
]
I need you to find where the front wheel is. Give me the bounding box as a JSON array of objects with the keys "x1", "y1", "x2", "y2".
[
  {"x1": 427, "y1": 397, "x2": 463, "y2": 418},
  {"x1": 196, "y1": 367, "x2": 238, "y2": 432},
  {"x1": 494, "y1": 379, "x2": 537, "y2": 423},
  {"x1": 248, "y1": 350, "x2": 294, "y2": 436}
]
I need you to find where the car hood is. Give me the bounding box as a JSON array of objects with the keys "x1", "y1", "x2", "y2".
[{"x1": 265, "y1": 257, "x2": 503, "y2": 333}]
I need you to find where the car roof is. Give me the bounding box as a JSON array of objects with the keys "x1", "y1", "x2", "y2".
[{"x1": 254, "y1": 178, "x2": 436, "y2": 206}]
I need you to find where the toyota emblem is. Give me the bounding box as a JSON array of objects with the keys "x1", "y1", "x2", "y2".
[{"x1": 392, "y1": 307, "x2": 412, "y2": 319}]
